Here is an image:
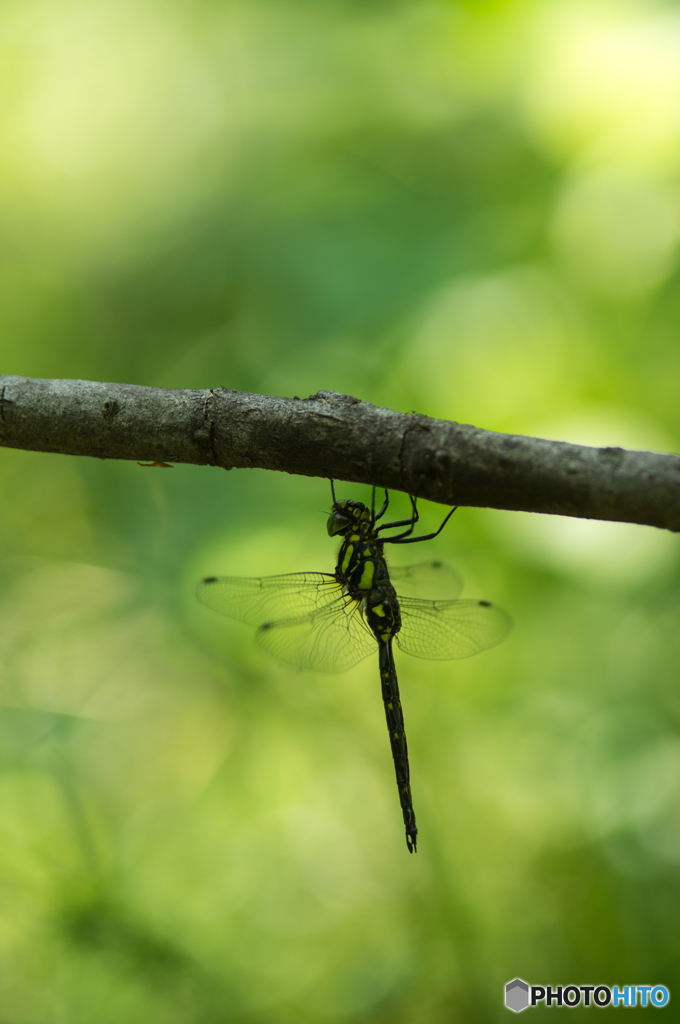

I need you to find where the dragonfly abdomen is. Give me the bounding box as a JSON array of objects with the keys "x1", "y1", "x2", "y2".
[{"x1": 379, "y1": 640, "x2": 417, "y2": 853}]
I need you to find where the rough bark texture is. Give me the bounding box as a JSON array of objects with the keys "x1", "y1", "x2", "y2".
[{"x1": 1, "y1": 374, "x2": 679, "y2": 530}]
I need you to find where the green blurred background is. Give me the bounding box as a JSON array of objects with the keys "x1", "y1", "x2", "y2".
[{"x1": 1, "y1": 0, "x2": 680, "y2": 1019}]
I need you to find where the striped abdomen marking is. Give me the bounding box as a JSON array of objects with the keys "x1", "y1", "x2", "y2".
[{"x1": 379, "y1": 640, "x2": 417, "y2": 853}]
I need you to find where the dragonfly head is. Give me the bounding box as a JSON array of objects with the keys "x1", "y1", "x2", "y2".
[{"x1": 327, "y1": 500, "x2": 370, "y2": 536}]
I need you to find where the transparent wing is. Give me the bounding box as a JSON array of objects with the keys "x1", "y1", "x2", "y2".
[
  {"x1": 196, "y1": 572, "x2": 377, "y2": 673},
  {"x1": 196, "y1": 572, "x2": 339, "y2": 625},
  {"x1": 396, "y1": 597, "x2": 512, "y2": 660},
  {"x1": 256, "y1": 596, "x2": 376, "y2": 673},
  {"x1": 389, "y1": 561, "x2": 463, "y2": 600}
]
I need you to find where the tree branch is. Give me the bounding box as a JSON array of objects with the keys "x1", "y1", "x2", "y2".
[{"x1": 1, "y1": 374, "x2": 678, "y2": 530}]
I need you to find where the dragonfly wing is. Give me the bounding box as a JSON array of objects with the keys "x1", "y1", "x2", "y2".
[
  {"x1": 389, "y1": 561, "x2": 464, "y2": 600},
  {"x1": 396, "y1": 597, "x2": 512, "y2": 660},
  {"x1": 256, "y1": 595, "x2": 377, "y2": 673},
  {"x1": 196, "y1": 572, "x2": 339, "y2": 626}
]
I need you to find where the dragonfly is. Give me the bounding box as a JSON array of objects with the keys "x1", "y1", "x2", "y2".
[{"x1": 196, "y1": 486, "x2": 512, "y2": 853}]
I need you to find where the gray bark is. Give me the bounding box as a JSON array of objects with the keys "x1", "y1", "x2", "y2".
[{"x1": 0, "y1": 374, "x2": 678, "y2": 530}]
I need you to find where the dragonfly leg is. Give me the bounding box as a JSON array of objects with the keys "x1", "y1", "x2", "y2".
[
  {"x1": 376, "y1": 494, "x2": 420, "y2": 536},
  {"x1": 379, "y1": 640, "x2": 418, "y2": 853},
  {"x1": 373, "y1": 489, "x2": 390, "y2": 523},
  {"x1": 386, "y1": 505, "x2": 458, "y2": 545}
]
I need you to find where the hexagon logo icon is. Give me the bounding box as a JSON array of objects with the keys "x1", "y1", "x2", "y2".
[{"x1": 505, "y1": 978, "x2": 530, "y2": 1012}]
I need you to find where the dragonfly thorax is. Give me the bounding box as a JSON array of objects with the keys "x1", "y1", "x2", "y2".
[{"x1": 331, "y1": 508, "x2": 402, "y2": 644}]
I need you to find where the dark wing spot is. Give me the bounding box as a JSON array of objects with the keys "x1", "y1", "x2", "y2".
[
  {"x1": 478, "y1": 600, "x2": 491, "y2": 607},
  {"x1": 431, "y1": 561, "x2": 442, "y2": 568},
  {"x1": 202, "y1": 577, "x2": 218, "y2": 584},
  {"x1": 260, "y1": 622, "x2": 273, "y2": 632}
]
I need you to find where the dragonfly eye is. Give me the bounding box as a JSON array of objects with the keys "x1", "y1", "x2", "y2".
[{"x1": 327, "y1": 510, "x2": 352, "y2": 536}]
